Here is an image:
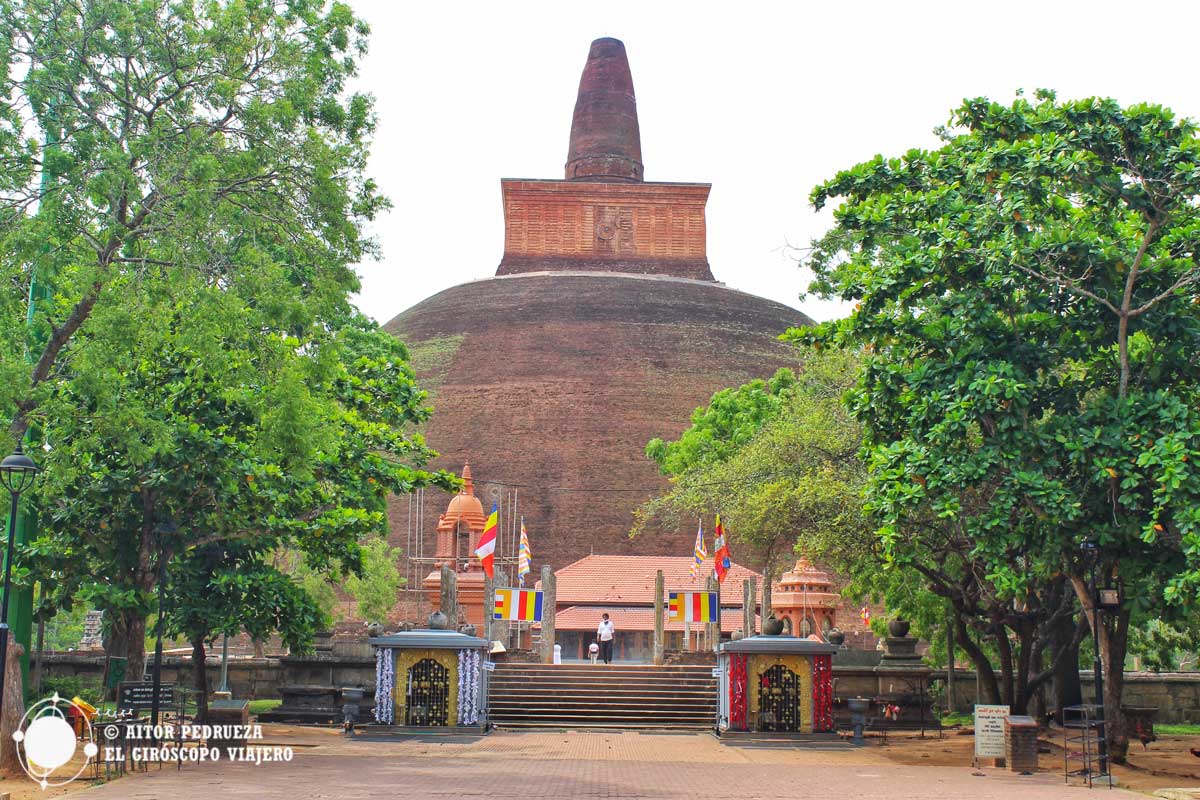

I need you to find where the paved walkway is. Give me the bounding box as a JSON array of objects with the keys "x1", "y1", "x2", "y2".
[{"x1": 74, "y1": 729, "x2": 1141, "y2": 799}]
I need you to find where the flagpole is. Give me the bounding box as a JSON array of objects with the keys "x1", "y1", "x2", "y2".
[{"x1": 714, "y1": 577, "x2": 721, "y2": 653}]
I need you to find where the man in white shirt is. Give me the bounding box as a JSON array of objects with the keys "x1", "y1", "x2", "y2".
[{"x1": 596, "y1": 613, "x2": 615, "y2": 665}]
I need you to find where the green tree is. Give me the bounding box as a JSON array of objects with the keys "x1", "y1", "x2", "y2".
[
  {"x1": 794, "y1": 92, "x2": 1200, "y2": 758},
  {"x1": 166, "y1": 541, "x2": 322, "y2": 721},
  {"x1": 346, "y1": 537, "x2": 403, "y2": 624},
  {"x1": 27, "y1": 294, "x2": 455, "y2": 683},
  {"x1": 0, "y1": 0, "x2": 384, "y2": 440},
  {"x1": 640, "y1": 354, "x2": 870, "y2": 577},
  {"x1": 646, "y1": 368, "x2": 796, "y2": 477}
]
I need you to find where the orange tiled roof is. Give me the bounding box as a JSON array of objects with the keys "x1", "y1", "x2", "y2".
[
  {"x1": 539, "y1": 605, "x2": 759, "y2": 633},
  {"x1": 535, "y1": 554, "x2": 764, "y2": 605}
]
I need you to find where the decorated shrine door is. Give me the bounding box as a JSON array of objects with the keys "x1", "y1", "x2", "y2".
[
  {"x1": 405, "y1": 658, "x2": 451, "y2": 726},
  {"x1": 759, "y1": 664, "x2": 803, "y2": 732}
]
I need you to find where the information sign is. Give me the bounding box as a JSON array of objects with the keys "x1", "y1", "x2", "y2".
[{"x1": 973, "y1": 704, "x2": 1011, "y2": 758}]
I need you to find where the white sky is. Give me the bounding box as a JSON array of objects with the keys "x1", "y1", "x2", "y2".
[{"x1": 347, "y1": 0, "x2": 1200, "y2": 326}]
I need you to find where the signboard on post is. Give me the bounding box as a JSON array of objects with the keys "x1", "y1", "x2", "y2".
[
  {"x1": 117, "y1": 681, "x2": 175, "y2": 711},
  {"x1": 103, "y1": 657, "x2": 127, "y2": 690},
  {"x1": 974, "y1": 704, "x2": 1011, "y2": 759}
]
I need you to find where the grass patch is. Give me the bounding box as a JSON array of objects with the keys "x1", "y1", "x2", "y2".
[
  {"x1": 248, "y1": 699, "x2": 282, "y2": 716},
  {"x1": 1156, "y1": 723, "x2": 1200, "y2": 736},
  {"x1": 941, "y1": 712, "x2": 973, "y2": 727}
]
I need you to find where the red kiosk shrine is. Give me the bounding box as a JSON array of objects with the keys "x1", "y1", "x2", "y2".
[{"x1": 718, "y1": 636, "x2": 838, "y2": 736}]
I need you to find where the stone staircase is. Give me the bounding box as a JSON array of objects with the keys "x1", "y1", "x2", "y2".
[{"x1": 487, "y1": 663, "x2": 717, "y2": 730}]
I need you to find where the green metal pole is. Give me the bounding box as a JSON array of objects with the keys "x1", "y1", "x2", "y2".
[{"x1": 11, "y1": 99, "x2": 60, "y2": 686}]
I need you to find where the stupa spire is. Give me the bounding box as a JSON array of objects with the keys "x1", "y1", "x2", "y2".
[{"x1": 565, "y1": 37, "x2": 643, "y2": 183}]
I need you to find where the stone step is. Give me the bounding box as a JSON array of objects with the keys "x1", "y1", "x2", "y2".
[
  {"x1": 491, "y1": 672, "x2": 716, "y2": 681},
  {"x1": 488, "y1": 679, "x2": 716, "y2": 691},
  {"x1": 488, "y1": 689, "x2": 714, "y2": 701},
  {"x1": 489, "y1": 698, "x2": 715, "y2": 710},
  {"x1": 491, "y1": 673, "x2": 714, "y2": 682},
  {"x1": 492, "y1": 666, "x2": 715, "y2": 673},
  {"x1": 493, "y1": 663, "x2": 713, "y2": 670},
  {"x1": 487, "y1": 714, "x2": 710, "y2": 729},
  {"x1": 487, "y1": 663, "x2": 718, "y2": 730},
  {"x1": 492, "y1": 721, "x2": 714, "y2": 731}
]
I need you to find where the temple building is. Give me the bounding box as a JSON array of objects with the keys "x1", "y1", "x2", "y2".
[
  {"x1": 421, "y1": 464, "x2": 490, "y2": 629},
  {"x1": 770, "y1": 557, "x2": 841, "y2": 637},
  {"x1": 385, "y1": 37, "x2": 812, "y2": 597},
  {"x1": 535, "y1": 555, "x2": 763, "y2": 661}
]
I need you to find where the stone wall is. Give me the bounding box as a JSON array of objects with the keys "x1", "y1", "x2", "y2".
[
  {"x1": 38, "y1": 640, "x2": 379, "y2": 702},
  {"x1": 928, "y1": 669, "x2": 1200, "y2": 723},
  {"x1": 39, "y1": 652, "x2": 286, "y2": 700},
  {"x1": 38, "y1": 650, "x2": 1200, "y2": 724}
]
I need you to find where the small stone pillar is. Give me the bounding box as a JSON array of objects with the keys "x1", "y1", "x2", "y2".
[
  {"x1": 1005, "y1": 715, "x2": 1038, "y2": 773},
  {"x1": 705, "y1": 574, "x2": 719, "y2": 652},
  {"x1": 743, "y1": 578, "x2": 756, "y2": 637},
  {"x1": 440, "y1": 564, "x2": 458, "y2": 625},
  {"x1": 540, "y1": 566, "x2": 556, "y2": 664},
  {"x1": 653, "y1": 570, "x2": 665, "y2": 665}
]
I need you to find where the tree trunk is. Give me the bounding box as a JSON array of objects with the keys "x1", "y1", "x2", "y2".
[
  {"x1": 994, "y1": 627, "x2": 1016, "y2": 708},
  {"x1": 192, "y1": 638, "x2": 209, "y2": 725},
  {"x1": 104, "y1": 609, "x2": 131, "y2": 663},
  {"x1": 1102, "y1": 605, "x2": 1131, "y2": 762},
  {"x1": 1028, "y1": 646, "x2": 1047, "y2": 723},
  {"x1": 1049, "y1": 613, "x2": 1083, "y2": 715},
  {"x1": 253, "y1": 638, "x2": 265, "y2": 659},
  {"x1": 126, "y1": 613, "x2": 148, "y2": 685},
  {"x1": 0, "y1": 639, "x2": 25, "y2": 775},
  {"x1": 1070, "y1": 574, "x2": 1130, "y2": 763},
  {"x1": 1013, "y1": 620, "x2": 1035, "y2": 714},
  {"x1": 956, "y1": 618, "x2": 1000, "y2": 703}
]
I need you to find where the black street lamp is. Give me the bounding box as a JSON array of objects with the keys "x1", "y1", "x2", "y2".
[
  {"x1": 0, "y1": 444, "x2": 40, "y2": 717},
  {"x1": 1079, "y1": 539, "x2": 1108, "y2": 776}
]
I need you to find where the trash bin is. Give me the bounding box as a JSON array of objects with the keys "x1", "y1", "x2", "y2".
[{"x1": 553, "y1": 644, "x2": 562, "y2": 665}]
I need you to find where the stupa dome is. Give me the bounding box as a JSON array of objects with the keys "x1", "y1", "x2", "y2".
[
  {"x1": 384, "y1": 39, "x2": 812, "y2": 575},
  {"x1": 439, "y1": 463, "x2": 485, "y2": 532}
]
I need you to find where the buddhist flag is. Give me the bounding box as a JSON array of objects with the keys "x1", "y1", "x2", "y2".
[
  {"x1": 860, "y1": 606, "x2": 871, "y2": 625},
  {"x1": 494, "y1": 588, "x2": 543, "y2": 621},
  {"x1": 475, "y1": 503, "x2": 498, "y2": 578},
  {"x1": 518, "y1": 518, "x2": 531, "y2": 586},
  {"x1": 713, "y1": 514, "x2": 732, "y2": 584},
  {"x1": 668, "y1": 591, "x2": 718, "y2": 623},
  {"x1": 690, "y1": 519, "x2": 707, "y2": 580}
]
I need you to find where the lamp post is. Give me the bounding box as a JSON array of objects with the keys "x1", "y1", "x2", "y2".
[
  {"x1": 0, "y1": 444, "x2": 40, "y2": 718},
  {"x1": 1079, "y1": 539, "x2": 1107, "y2": 776}
]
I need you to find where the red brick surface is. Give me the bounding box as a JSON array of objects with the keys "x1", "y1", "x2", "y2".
[
  {"x1": 383, "y1": 272, "x2": 811, "y2": 581},
  {"x1": 497, "y1": 179, "x2": 713, "y2": 281},
  {"x1": 565, "y1": 37, "x2": 643, "y2": 183}
]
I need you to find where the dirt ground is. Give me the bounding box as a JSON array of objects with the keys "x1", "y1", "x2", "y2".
[
  {"x1": 876, "y1": 725, "x2": 1200, "y2": 794},
  {"x1": 0, "y1": 723, "x2": 1198, "y2": 797}
]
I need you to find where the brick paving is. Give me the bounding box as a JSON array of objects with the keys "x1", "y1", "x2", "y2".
[{"x1": 73, "y1": 729, "x2": 1139, "y2": 799}]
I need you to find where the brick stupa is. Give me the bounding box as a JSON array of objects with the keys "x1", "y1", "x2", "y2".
[{"x1": 385, "y1": 38, "x2": 812, "y2": 578}]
